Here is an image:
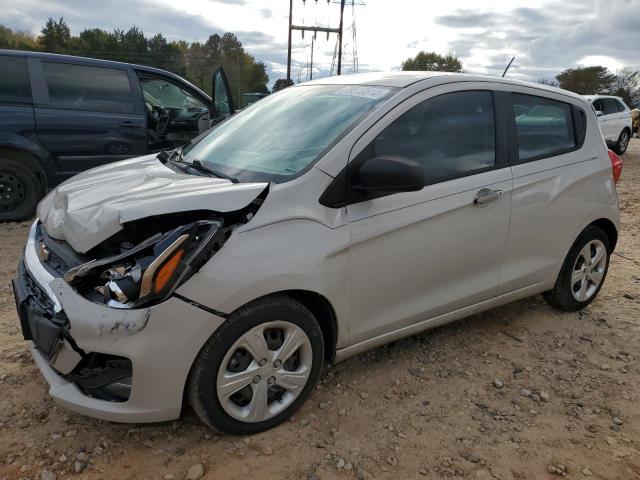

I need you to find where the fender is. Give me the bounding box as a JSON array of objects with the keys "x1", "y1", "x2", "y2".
[{"x1": 0, "y1": 132, "x2": 55, "y2": 188}]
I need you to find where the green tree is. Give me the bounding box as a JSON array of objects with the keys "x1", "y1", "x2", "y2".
[
  {"x1": 401, "y1": 51, "x2": 463, "y2": 72},
  {"x1": 555, "y1": 66, "x2": 615, "y2": 95},
  {"x1": 609, "y1": 68, "x2": 640, "y2": 108},
  {"x1": 39, "y1": 17, "x2": 71, "y2": 53},
  {"x1": 2, "y1": 19, "x2": 269, "y2": 106},
  {"x1": 272, "y1": 78, "x2": 294, "y2": 93},
  {"x1": 0, "y1": 25, "x2": 38, "y2": 49}
]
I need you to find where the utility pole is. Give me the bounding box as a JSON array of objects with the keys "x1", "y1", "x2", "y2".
[
  {"x1": 337, "y1": 0, "x2": 345, "y2": 75},
  {"x1": 310, "y1": 33, "x2": 315, "y2": 80},
  {"x1": 286, "y1": 0, "x2": 293, "y2": 81}
]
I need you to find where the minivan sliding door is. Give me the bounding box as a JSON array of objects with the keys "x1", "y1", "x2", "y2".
[{"x1": 31, "y1": 60, "x2": 147, "y2": 185}]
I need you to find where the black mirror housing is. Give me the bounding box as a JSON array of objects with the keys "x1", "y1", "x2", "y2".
[{"x1": 356, "y1": 156, "x2": 425, "y2": 194}]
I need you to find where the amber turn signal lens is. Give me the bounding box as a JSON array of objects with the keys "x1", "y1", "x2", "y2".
[{"x1": 153, "y1": 249, "x2": 184, "y2": 294}]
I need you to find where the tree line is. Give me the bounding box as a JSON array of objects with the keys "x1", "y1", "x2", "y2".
[
  {"x1": 402, "y1": 51, "x2": 640, "y2": 108},
  {"x1": 0, "y1": 18, "x2": 269, "y2": 108}
]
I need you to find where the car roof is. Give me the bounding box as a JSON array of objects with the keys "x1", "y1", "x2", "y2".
[
  {"x1": 584, "y1": 94, "x2": 624, "y2": 102},
  {"x1": 0, "y1": 49, "x2": 211, "y2": 100},
  {"x1": 300, "y1": 71, "x2": 587, "y2": 102}
]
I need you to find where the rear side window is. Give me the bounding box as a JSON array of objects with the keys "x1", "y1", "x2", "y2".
[
  {"x1": 368, "y1": 90, "x2": 496, "y2": 184},
  {"x1": 512, "y1": 93, "x2": 576, "y2": 162},
  {"x1": 603, "y1": 98, "x2": 622, "y2": 114},
  {"x1": 42, "y1": 62, "x2": 135, "y2": 114},
  {"x1": 0, "y1": 56, "x2": 32, "y2": 104}
]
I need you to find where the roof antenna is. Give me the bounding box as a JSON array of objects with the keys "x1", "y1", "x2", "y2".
[{"x1": 502, "y1": 56, "x2": 515, "y2": 77}]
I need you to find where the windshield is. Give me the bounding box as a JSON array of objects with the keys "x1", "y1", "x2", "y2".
[
  {"x1": 141, "y1": 78, "x2": 205, "y2": 110},
  {"x1": 182, "y1": 84, "x2": 396, "y2": 183}
]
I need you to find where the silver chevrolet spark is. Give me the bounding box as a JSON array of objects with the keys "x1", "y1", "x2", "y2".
[{"x1": 13, "y1": 72, "x2": 622, "y2": 435}]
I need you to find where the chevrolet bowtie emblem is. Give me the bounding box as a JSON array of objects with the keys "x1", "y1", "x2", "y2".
[{"x1": 38, "y1": 241, "x2": 50, "y2": 262}]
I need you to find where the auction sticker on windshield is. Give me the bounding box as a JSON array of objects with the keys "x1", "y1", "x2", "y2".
[{"x1": 332, "y1": 86, "x2": 391, "y2": 99}]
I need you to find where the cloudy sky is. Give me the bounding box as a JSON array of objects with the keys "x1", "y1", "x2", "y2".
[{"x1": 2, "y1": 0, "x2": 640, "y2": 85}]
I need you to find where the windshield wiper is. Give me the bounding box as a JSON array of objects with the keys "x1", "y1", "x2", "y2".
[
  {"x1": 191, "y1": 159, "x2": 239, "y2": 183},
  {"x1": 158, "y1": 148, "x2": 238, "y2": 183}
]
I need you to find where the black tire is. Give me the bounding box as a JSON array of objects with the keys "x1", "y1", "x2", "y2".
[
  {"x1": 187, "y1": 295, "x2": 324, "y2": 435},
  {"x1": 0, "y1": 155, "x2": 43, "y2": 222},
  {"x1": 614, "y1": 129, "x2": 630, "y2": 155},
  {"x1": 543, "y1": 225, "x2": 611, "y2": 311}
]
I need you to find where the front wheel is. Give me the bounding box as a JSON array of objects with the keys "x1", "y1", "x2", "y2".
[
  {"x1": 614, "y1": 129, "x2": 630, "y2": 155},
  {"x1": 543, "y1": 225, "x2": 611, "y2": 311},
  {"x1": 188, "y1": 295, "x2": 324, "y2": 435}
]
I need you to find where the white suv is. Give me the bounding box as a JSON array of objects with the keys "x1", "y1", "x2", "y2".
[
  {"x1": 14, "y1": 72, "x2": 622, "y2": 434},
  {"x1": 585, "y1": 95, "x2": 633, "y2": 155}
]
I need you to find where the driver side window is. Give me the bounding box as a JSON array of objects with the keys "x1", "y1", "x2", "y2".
[{"x1": 367, "y1": 90, "x2": 496, "y2": 184}]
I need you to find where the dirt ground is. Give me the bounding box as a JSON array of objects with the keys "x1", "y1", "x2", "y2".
[{"x1": 1, "y1": 141, "x2": 640, "y2": 480}]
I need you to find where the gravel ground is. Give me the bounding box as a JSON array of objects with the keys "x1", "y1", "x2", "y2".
[{"x1": 1, "y1": 140, "x2": 639, "y2": 480}]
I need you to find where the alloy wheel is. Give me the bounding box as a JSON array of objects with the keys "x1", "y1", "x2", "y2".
[
  {"x1": 619, "y1": 131, "x2": 629, "y2": 153},
  {"x1": 570, "y1": 239, "x2": 607, "y2": 302},
  {"x1": 216, "y1": 320, "x2": 313, "y2": 423}
]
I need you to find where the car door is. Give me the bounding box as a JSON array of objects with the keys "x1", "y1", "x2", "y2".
[
  {"x1": 609, "y1": 98, "x2": 628, "y2": 139},
  {"x1": 345, "y1": 85, "x2": 512, "y2": 344},
  {"x1": 497, "y1": 89, "x2": 595, "y2": 295},
  {"x1": 137, "y1": 70, "x2": 213, "y2": 150},
  {"x1": 602, "y1": 98, "x2": 623, "y2": 141},
  {"x1": 0, "y1": 55, "x2": 36, "y2": 150},
  {"x1": 29, "y1": 59, "x2": 147, "y2": 183},
  {"x1": 212, "y1": 66, "x2": 235, "y2": 122}
]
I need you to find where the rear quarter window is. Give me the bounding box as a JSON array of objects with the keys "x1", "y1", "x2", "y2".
[
  {"x1": 512, "y1": 93, "x2": 577, "y2": 162},
  {"x1": 0, "y1": 56, "x2": 32, "y2": 104},
  {"x1": 603, "y1": 98, "x2": 621, "y2": 115},
  {"x1": 42, "y1": 62, "x2": 135, "y2": 114}
]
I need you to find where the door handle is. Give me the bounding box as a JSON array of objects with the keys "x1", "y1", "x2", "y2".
[
  {"x1": 119, "y1": 121, "x2": 139, "y2": 129},
  {"x1": 474, "y1": 188, "x2": 502, "y2": 205}
]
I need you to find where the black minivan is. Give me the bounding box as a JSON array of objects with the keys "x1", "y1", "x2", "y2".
[{"x1": 0, "y1": 50, "x2": 235, "y2": 221}]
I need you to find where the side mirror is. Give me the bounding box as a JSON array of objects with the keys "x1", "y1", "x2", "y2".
[
  {"x1": 595, "y1": 110, "x2": 604, "y2": 117},
  {"x1": 355, "y1": 156, "x2": 425, "y2": 194}
]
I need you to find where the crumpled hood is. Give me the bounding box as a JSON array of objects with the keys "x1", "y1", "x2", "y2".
[{"x1": 37, "y1": 154, "x2": 268, "y2": 253}]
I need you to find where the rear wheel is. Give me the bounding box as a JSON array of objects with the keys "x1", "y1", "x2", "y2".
[
  {"x1": 543, "y1": 225, "x2": 610, "y2": 311},
  {"x1": 614, "y1": 129, "x2": 630, "y2": 155},
  {"x1": 0, "y1": 156, "x2": 43, "y2": 222},
  {"x1": 188, "y1": 295, "x2": 324, "y2": 435}
]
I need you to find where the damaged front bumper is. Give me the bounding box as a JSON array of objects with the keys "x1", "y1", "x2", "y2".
[{"x1": 13, "y1": 221, "x2": 226, "y2": 423}]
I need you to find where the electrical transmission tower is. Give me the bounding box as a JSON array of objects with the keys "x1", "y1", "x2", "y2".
[
  {"x1": 287, "y1": 0, "x2": 364, "y2": 82},
  {"x1": 331, "y1": 0, "x2": 363, "y2": 76}
]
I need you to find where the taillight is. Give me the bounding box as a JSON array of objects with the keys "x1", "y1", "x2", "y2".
[{"x1": 608, "y1": 149, "x2": 623, "y2": 184}]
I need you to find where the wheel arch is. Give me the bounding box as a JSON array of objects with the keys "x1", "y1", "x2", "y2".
[
  {"x1": 220, "y1": 290, "x2": 339, "y2": 364},
  {"x1": 0, "y1": 137, "x2": 52, "y2": 191},
  {"x1": 590, "y1": 218, "x2": 618, "y2": 251},
  {"x1": 278, "y1": 290, "x2": 338, "y2": 363}
]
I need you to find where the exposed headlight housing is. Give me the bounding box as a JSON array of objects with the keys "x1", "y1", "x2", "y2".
[{"x1": 65, "y1": 220, "x2": 224, "y2": 308}]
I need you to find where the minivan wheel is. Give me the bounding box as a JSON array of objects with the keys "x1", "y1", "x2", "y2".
[
  {"x1": 187, "y1": 295, "x2": 324, "y2": 435},
  {"x1": 614, "y1": 129, "x2": 630, "y2": 155},
  {"x1": 0, "y1": 157, "x2": 41, "y2": 222},
  {"x1": 543, "y1": 225, "x2": 610, "y2": 311}
]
